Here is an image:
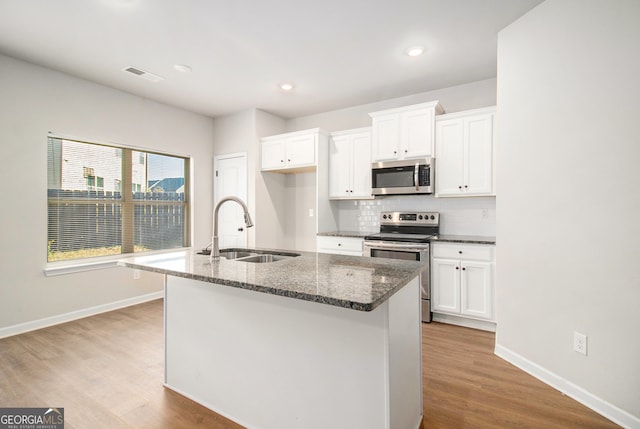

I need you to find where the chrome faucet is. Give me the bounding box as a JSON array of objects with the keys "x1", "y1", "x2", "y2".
[{"x1": 211, "y1": 196, "x2": 254, "y2": 261}]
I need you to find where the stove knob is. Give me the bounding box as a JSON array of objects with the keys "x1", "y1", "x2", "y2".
[
  {"x1": 430, "y1": 215, "x2": 435, "y2": 220},
  {"x1": 418, "y1": 215, "x2": 423, "y2": 220},
  {"x1": 382, "y1": 214, "x2": 387, "y2": 219}
]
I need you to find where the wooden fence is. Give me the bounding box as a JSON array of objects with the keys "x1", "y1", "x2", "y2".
[{"x1": 47, "y1": 190, "x2": 186, "y2": 253}]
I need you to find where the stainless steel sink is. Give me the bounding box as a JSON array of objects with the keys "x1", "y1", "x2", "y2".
[
  {"x1": 235, "y1": 254, "x2": 291, "y2": 263},
  {"x1": 218, "y1": 249, "x2": 300, "y2": 263},
  {"x1": 220, "y1": 251, "x2": 255, "y2": 260}
]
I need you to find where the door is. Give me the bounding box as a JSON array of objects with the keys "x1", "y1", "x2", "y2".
[
  {"x1": 329, "y1": 135, "x2": 351, "y2": 198},
  {"x1": 431, "y1": 258, "x2": 461, "y2": 314},
  {"x1": 261, "y1": 139, "x2": 285, "y2": 170},
  {"x1": 435, "y1": 119, "x2": 465, "y2": 196},
  {"x1": 350, "y1": 131, "x2": 372, "y2": 197},
  {"x1": 402, "y1": 107, "x2": 434, "y2": 158},
  {"x1": 214, "y1": 153, "x2": 248, "y2": 249},
  {"x1": 460, "y1": 261, "x2": 493, "y2": 319},
  {"x1": 371, "y1": 113, "x2": 400, "y2": 161},
  {"x1": 464, "y1": 113, "x2": 494, "y2": 195},
  {"x1": 285, "y1": 134, "x2": 315, "y2": 167}
]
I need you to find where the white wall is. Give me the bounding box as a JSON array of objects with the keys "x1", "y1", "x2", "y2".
[
  {"x1": 495, "y1": 0, "x2": 640, "y2": 425},
  {"x1": 0, "y1": 54, "x2": 215, "y2": 331},
  {"x1": 210, "y1": 108, "x2": 293, "y2": 250},
  {"x1": 286, "y1": 79, "x2": 498, "y2": 236}
]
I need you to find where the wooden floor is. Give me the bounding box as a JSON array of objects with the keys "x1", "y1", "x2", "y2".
[{"x1": 0, "y1": 299, "x2": 619, "y2": 428}]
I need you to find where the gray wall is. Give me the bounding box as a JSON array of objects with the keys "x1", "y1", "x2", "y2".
[
  {"x1": 0, "y1": 54, "x2": 215, "y2": 330},
  {"x1": 496, "y1": 0, "x2": 640, "y2": 422}
]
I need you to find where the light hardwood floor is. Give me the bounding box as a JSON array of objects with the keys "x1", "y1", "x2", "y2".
[{"x1": 0, "y1": 299, "x2": 620, "y2": 428}]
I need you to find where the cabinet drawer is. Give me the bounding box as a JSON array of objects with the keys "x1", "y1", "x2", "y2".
[
  {"x1": 317, "y1": 236, "x2": 364, "y2": 255},
  {"x1": 432, "y1": 243, "x2": 494, "y2": 261}
]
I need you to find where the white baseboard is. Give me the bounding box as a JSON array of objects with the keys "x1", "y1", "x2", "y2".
[
  {"x1": 0, "y1": 291, "x2": 164, "y2": 339},
  {"x1": 432, "y1": 312, "x2": 496, "y2": 332},
  {"x1": 495, "y1": 344, "x2": 640, "y2": 429}
]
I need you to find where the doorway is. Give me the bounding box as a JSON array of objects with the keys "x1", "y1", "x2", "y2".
[{"x1": 213, "y1": 152, "x2": 248, "y2": 248}]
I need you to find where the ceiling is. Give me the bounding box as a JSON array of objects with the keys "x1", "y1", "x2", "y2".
[{"x1": 0, "y1": 0, "x2": 542, "y2": 119}]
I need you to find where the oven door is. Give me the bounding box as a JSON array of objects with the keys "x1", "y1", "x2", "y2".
[{"x1": 363, "y1": 240, "x2": 431, "y2": 322}]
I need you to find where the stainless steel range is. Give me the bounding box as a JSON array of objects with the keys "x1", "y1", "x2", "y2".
[{"x1": 363, "y1": 212, "x2": 439, "y2": 323}]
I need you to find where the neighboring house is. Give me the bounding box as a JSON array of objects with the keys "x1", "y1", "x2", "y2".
[
  {"x1": 47, "y1": 138, "x2": 147, "y2": 193},
  {"x1": 148, "y1": 177, "x2": 185, "y2": 193}
]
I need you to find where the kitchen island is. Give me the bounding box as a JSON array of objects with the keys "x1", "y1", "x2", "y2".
[{"x1": 118, "y1": 248, "x2": 424, "y2": 429}]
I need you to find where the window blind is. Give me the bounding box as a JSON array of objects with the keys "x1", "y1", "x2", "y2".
[{"x1": 47, "y1": 137, "x2": 189, "y2": 262}]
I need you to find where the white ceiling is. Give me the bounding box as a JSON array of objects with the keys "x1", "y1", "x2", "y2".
[{"x1": 0, "y1": 0, "x2": 542, "y2": 119}]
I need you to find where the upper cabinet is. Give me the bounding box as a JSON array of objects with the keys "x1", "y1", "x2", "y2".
[
  {"x1": 435, "y1": 107, "x2": 496, "y2": 197},
  {"x1": 369, "y1": 101, "x2": 444, "y2": 162},
  {"x1": 261, "y1": 128, "x2": 325, "y2": 173},
  {"x1": 329, "y1": 128, "x2": 373, "y2": 199}
]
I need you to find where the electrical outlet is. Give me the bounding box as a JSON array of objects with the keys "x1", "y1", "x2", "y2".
[
  {"x1": 481, "y1": 209, "x2": 489, "y2": 219},
  {"x1": 573, "y1": 332, "x2": 588, "y2": 356},
  {"x1": 133, "y1": 269, "x2": 141, "y2": 280}
]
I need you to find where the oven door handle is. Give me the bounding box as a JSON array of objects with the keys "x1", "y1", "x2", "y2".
[
  {"x1": 414, "y1": 163, "x2": 420, "y2": 191},
  {"x1": 365, "y1": 241, "x2": 430, "y2": 251}
]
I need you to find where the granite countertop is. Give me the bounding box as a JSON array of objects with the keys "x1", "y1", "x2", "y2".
[
  {"x1": 317, "y1": 231, "x2": 496, "y2": 245},
  {"x1": 118, "y1": 248, "x2": 422, "y2": 312},
  {"x1": 316, "y1": 231, "x2": 371, "y2": 238},
  {"x1": 432, "y1": 235, "x2": 496, "y2": 245}
]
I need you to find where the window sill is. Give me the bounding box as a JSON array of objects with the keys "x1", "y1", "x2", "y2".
[{"x1": 44, "y1": 248, "x2": 191, "y2": 277}]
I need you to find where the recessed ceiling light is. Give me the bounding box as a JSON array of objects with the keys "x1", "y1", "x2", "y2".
[
  {"x1": 174, "y1": 64, "x2": 192, "y2": 73},
  {"x1": 406, "y1": 46, "x2": 425, "y2": 57},
  {"x1": 279, "y1": 83, "x2": 294, "y2": 91}
]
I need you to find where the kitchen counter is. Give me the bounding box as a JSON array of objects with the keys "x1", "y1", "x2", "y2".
[
  {"x1": 119, "y1": 248, "x2": 423, "y2": 429},
  {"x1": 317, "y1": 231, "x2": 496, "y2": 245},
  {"x1": 118, "y1": 248, "x2": 422, "y2": 312},
  {"x1": 433, "y1": 234, "x2": 496, "y2": 245},
  {"x1": 316, "y1": 230, "x2": 371, "y2": 238}
]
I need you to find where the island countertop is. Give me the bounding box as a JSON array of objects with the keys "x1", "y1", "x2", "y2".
[{"x1": 118, "y1": 248, "x2": 422, "y2": 312}]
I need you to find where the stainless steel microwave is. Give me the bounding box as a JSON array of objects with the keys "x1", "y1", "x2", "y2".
[{"x1": 371, "y1": 157, "x2": 434, "y2": 195}]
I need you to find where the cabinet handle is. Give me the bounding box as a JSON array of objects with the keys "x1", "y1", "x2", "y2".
[
  {"x1": 393, "y1": 150, "x2": 397, "y2": 155},
  {"x1": 455, "y1": 266, "x2": 459, "y2": 270},
  {"x1": 462, "y1": 267, "x2": 466, "y2": 271},
  {"x1": 338, "y1": 243, "x2": 342, "y2": 246},
  {"x1": 288, "y1": 159, "x2": 291, "y2": 162},
  {"x1": 458, "y1": 185, "x2": 462, "y2": 190},
  {"x1": 404, "y1": 149, "x2": 408, "y2": 153},
  {"x1": 464, "y1": 185, "x2": 468, "y2": 189},
  {"x1": 280, "y1": 159, "x2": 284, "y2": 163},
  {"x1": 458, "y1": 250, "x2": 462, "y2": 254}
]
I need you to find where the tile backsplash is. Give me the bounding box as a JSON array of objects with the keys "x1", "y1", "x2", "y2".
[{"x1": 336, "y1": 195, "x2": 496, "y2": 236}]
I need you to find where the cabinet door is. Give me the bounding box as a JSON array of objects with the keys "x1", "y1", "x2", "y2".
[
  {"x1": 402, "y1": 107, "x2": 434, "y2": 158},
  {"x1": 286, "y1": 134, "x2": 316, "y2": 167},
  {"x1": 460, "y1": 261, "x2": 493, "y2": 320},
  {"x1": 350, "y1": 131, "x2": 372, "y2": 197},
  {"x1": 431, "y1": 258, "x2": 461, "y2": 314},
  {"x1": 464, "y1": 113, "x2": 494, "y2": 195},
  {"x1": 329, "y1": 135, "x2": 351, "y2": 198},
  {"x1": 261, "y1": 139, "x2": 285, "y2": 170},
  {"x1": 371, "y1": 114, "x2": 400, "y2": 161},
  {"x1": 435, "y1": 119, "x2": 465, "y2": 196}
]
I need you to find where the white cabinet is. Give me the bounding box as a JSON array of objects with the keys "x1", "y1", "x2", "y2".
[
  {"x1": 369, "y1": 101, "x2": 444, "y2": 162},
  {"x1": 435, "y1": 107, "x2": 495, "y2": 197},
  {"x1": 317, "y1": 236, "x2": 364, "y2": 256},
  {"x1": 261, "y1": 129, "x2": 321, "y2": 172},
  {"x1": 329, "y1": 128, "x2": 372, "y2": 199},
  {"x1": 431, "y1": 242, "x2": 495, "y2": 321}
]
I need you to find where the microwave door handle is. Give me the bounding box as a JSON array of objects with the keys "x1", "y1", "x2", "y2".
[{"x1": 415, "y1": 163, "x2": 420, "y2": 191}]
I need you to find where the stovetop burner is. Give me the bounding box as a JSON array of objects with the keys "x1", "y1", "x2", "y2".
[{"x1": 364, "y1": 211, "x2": 440, "y2": 243}]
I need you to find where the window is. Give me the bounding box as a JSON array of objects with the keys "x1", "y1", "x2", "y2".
[{"x1": 47, "y1": 137, "x2": 190, "y2": 262}]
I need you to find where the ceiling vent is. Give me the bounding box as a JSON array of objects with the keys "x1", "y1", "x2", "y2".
[{"x1": 121, "y1": 66, "x2": 164, "y2": 82}]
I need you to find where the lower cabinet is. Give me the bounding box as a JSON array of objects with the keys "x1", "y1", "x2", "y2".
[
  {"x1": 431, "y1": 242, "x2": 495, "y2": 321},
  {"x1": 316, "y1": 236, "x2": 364, "y2": 256}
]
